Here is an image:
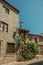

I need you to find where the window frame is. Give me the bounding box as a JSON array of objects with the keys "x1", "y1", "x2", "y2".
[
  {"x1": 3, "y1": 6, "x2": 9, "y2": 14},
  {"x1": 6, "y1": 43, "x2": 15, "y2": 53},
  {"x1": 0, "y1": 21, "x2": 8, "y2": 32},
  {"x1": 29, "y1": 35, "x2": 33, "y2": 41},
  {"x1": 0, "y1": 22, "x2": 4, "y2": 31}
]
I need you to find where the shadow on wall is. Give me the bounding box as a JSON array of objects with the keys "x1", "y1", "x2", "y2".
[{"x1": 13, "y1": 32, "x2": 16, "y2": 39}]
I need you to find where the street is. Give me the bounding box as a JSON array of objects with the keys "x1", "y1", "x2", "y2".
[{"x1": 29, "y1": 60, "x2": 43, "y2": 65}]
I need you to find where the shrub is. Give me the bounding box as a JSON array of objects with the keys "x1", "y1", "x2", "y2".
[
  {"x1": 18, "y1": 55, "x2": 24, "y2": 61},
  {"x1": 17, "y1": 40, "x2": 39, "y2": 61},
  {"x1": 25, "y1": 42, "x2": 39, "y2": 54},
  {"x1": 26, "y1": 52, "x2": 34, "y2": 59},
  {"x1": 20, "y1": 41, "x2": 39, "y2": 60}
]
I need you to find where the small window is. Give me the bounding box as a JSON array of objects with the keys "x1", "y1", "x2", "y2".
[
  {"x1": 3, "y1": 6, "x2": 9, "y2": 14},
  {"x1": 0, "y1": 22, "x2": 3, "y2": 31},
  {"x1": 39, "y1": 37, "x2": 43, "y2": 42},
  {"x1": 4, "y1": 24, "x2": 8, "y2": 32},
  {"x1": 0, "y1": 22, "x2": 8, "y2": 32},
  {"x1": 7, "y1": 43, "x2": 15, "y2": 53},
  {"x1": 29, "y1": 36, "x2": 33, "y2": 41}
]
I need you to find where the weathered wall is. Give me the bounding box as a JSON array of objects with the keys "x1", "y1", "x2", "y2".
[{"x1": 0, "y1": 1, "x2": 19, "y2": 62}]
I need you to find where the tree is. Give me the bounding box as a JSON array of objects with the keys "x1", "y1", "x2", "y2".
[{"x1": 18, "y1": 41, "x2": 39, "y2": 61}]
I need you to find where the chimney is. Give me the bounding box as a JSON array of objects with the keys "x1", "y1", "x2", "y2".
[{"x1": 41, "y1": 33, "x2": 43, "y2": 37}]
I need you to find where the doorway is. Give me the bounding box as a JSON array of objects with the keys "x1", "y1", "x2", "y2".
[{"x1": 34, "y1": 37, "x2": 38, "y2": 43}]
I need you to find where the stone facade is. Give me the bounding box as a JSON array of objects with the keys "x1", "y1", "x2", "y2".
[
  {"x1": 0, "y1": 0, "x2": 43, "y2": 64},
  {"x1": 0, "y1": 0, "x2": 19, "y2": 64},
  {"x1": 19, "y1": 29, "x2": 43, "y2": 55}
]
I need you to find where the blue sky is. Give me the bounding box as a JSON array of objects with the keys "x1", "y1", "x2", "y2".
[{"x1": 6, "y1": 0, "x2": 43, "y2": 35}]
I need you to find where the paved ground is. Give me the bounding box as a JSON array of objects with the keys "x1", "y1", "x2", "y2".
[
  {"x1": 16, "y1": 58, "x2": 43, "y2": 65},
  {"x1": 2, "y1": 55, "x2": 43, "y2": 65},
  {"x1": 29, "y1": 60, "x2": 43, "y2": 65}
]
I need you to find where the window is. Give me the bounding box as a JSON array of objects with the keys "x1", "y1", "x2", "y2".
[
  {"x1": 29, "y1": 35, "x2": 33, "y2": 41},
  {"x1": 3, "y1": 6, "x2": 9, "y2": 14},
  {"x1": 7, "y1": 43, "x2": 15, "y2": 53},
  {"x1": 0, "y1": 22, "x2": 3, "y2": 31},
  {"x1": 0, "y1": 22, "x2": 8, "y2": 32},
  {"x1": 4, "y1": 24, "x2": 8, "y2": 32},
  {"x1": 39, "y1": 37, "x2": 43, "y2": 42}
]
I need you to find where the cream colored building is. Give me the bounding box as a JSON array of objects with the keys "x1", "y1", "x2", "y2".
[{"x1": 0, "y1": 0, "x2": 19, "y2": 63}]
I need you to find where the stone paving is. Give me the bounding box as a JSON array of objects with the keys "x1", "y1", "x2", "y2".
[
  {"x1": 29, "y1": 61, "x2": 43, "y2": 65},
  {"x1": 1, "y1": 55, "x2": 43, "y2": 65}
]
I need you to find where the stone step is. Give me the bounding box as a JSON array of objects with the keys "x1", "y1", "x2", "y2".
[{"x1": 0, "y1": 54, "x2": 16, "y2": 64}]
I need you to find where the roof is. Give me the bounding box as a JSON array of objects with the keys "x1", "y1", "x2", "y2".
[
  {"x1": 19, "y1": 28, "x2": 30, "y2": 33},
  {"x1": 19, "y1": 28, "x2": 43, "y2": 38},
  {"x1": 28, "y1": 33, "x2": 43, "y2": 38},
  {"x1": 1, "y1": 0, "x2": 20, "y2": 14}
]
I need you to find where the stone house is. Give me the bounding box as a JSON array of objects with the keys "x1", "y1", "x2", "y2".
[
  {"x1": 0, "y1": 0, "x2": 19, "y2": 63},
  {"x1": 0, "y1": 0, "x2": 43, "y2": 64},
  {"x1": 19, "y1": 29, "x2": 43, "y2": 55}
]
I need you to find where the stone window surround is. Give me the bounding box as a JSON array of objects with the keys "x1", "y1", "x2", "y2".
[
  {"x1": 0, "y1": 21, "x2": 8, "y2": 32},
  {"x1": 6, "y1": 43, "x2": 15, "y2": 54},
  {"x1": 3, "y1": 6, "x2": 9, "y2": 14}
]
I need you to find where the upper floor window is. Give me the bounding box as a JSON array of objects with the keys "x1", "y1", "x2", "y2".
[
  {"x1": 3, "y1": 6, "x2": 9, "y2": 14},
  {"x1": 29, "y1": 35, "x2": 33, "y2": 41},
  {"x1": 38, "y1": 37, "x2": 43, "y2": 42},
  {"x1": 0, "y1": 22, "x2": 3, "y2": 31},
  {"x1": 0, "y1": 22, "x2": 8, "y2": 32}
]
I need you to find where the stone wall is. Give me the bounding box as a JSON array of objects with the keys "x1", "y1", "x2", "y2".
[{"x1": 0, "y1": 0, "x2": 19, "y2": 63}]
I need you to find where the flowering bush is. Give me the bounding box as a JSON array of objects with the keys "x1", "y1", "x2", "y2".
[{"x1": 18, "y1": 41, "x2": 39, "y2": 61}]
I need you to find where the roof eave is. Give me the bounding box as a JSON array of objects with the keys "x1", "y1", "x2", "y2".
[{"x1": 1, "y1": 0, "x2": 20, "y2": 14}]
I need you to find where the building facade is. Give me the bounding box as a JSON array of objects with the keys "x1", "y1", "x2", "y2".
[
  {"x1": 0, "y1": 0, "x2": 43, "y2": 64},
  {"x1": 0, "y1": 0, "x2": 19, "y2": 63},
  {"x1": 19, "y1": 29, "x2": 43, "y2": 55}
]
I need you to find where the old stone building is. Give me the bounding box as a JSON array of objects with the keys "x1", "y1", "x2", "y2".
[
  {"x1": 0, "y1": 0, "x2": 19, "y2": 63},
  {"x1": 0, "y1": 0, "x2": 43, "y2": 64},
  {"x1": 19, "y1": 29, "x2": 43, "y2": 55}
]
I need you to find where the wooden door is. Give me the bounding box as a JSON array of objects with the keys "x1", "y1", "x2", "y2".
[{"x1": 34, "y1": 37, "x2": 38, "y2": 43}]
